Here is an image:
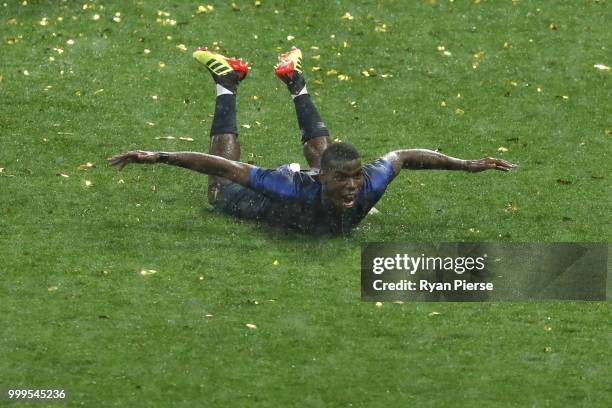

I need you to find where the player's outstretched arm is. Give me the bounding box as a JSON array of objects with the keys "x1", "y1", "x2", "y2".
[
  {"x1": 107, "y1": 150, "x2": 254, "y2": 186},
  {"x1": 382, "y1": 149, "x2": 516, "y2": 175}
]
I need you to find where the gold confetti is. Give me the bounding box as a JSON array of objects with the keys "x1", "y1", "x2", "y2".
[
  {"x1": 510, "y1": 81, "x2": 518, "y2": 87},
  {"x1": 0, "y1": 168, "x2": 4, "y2": 173},
  {"x1": 23, "y1": 70, "x2": 29, "y2": 76},
  {"x1": 605, "y1": 129, "x2": 611, "y2": 135},
  {"x1": 84, "y1": 180, "x2": 93, "y2": 187},
  {"x1": 241, "y1": 124, "x2": 251, "y2": 129},
  {"x1": 57, "y1": 173, "x2": 69, "y2": 178},
  {"x1": 440, "y1": 101, "x2": 447, "y2": 107},
  {"x1": 361, "y1": 70, "x2": 370, "y2": 77},
  {"x1": 375, "y1": 302, "x2": 383, "y2": 308},
  {"x1": 151, "y1": 95, "x2": 158, "y2": 100},
  {"x1": 380, "y1": 74, "x2": 393, "y2": 78},
  {"x1": 179, "y1": 137, "x2": 194, "y2": 142},
  {"x1": 156, "y1": 136, "x2": 175, "y2": 140},
  {"x1": 144, "y1": 48, "x2": 151, "y2": 54},
  {"x1": 561, "y1": 95, "x2": 569, "y2": 100},
  {"x1": 196, "y1": 4, "x2": 214, "y2": 14},
  {"x1": 245, "y1": 323, "x2": 257, "y2": 329},
  {"x1": 66, "y1": 39, "x2": 75, "y2": 45},
  {"x1": 78, "y1": 162, "x2": 94, "y2": 170},
  {"x1": 337, "y1": 74, "x2": 351, "y2": 81},
  {"x1": 39, "y1": 17, "x2": 49, "y2": 26},
  {"x1": 310, "y1": 46, "x2": 320, "y2": 50},
  {"x1": 393, "y1": 301, "x2": 405, "y2": 304},
  {"x1": 158, "y1": 61, "x2": 166, "y2": 68},
  {"x1": 272, "y1": 259, "x2": 279, "y2": 265},
  {"x1": 311, "y1": 54, "x2": 321, "y2": 60},
  {"x1": 205, "y1": 314, "x2": 214, "y2": 317},
  {"x1": 543, "y1": 347, "x2": 552, "y2": 353},
  {"x1": 504, "y1": 202, "x2": 518, "y2": 212},
  {"x1": 547, "y1": 23, "x2": 558, "y2": 30},
  {"x1": 374, "y1": 23, "x2": 387, "y2": 32},
  {"x1": 140, "y1": 269, "x2": 157, "y2": 276},
  {"x1": 341, "y1": 12, "x2": 354, "y2": 20},
  {"x1": 93, "y1": 89, "x2": 104, "y2": 94},
  {"x1": 231, "y1": 3, "x2": 240, "y2": 11},
  {"x1": 117, "y1": 179, "x2": 124, "y2": 184},
  {"x1": 326, "y1": 69, "x2": 338, "y2": 76},
  {"x1": 92, "y1": 14, "x2": 100, "y2": 20},
  {"x1": 176, "y1": 44, "x2": 188, "y2": 52},
  {"x1": 311, "y1": 66, "x2": 321, "y2": 72},
  {"x1": 428, "y1": 311, "x2": 441, "y2": 316},
  {"x1": 497, "y1": 146, "x2": 509, "y2": 152},
  {"x1": 254, "y1": 0, "x2": 261, "y2": 7},
  {"x1": 454, "y1": 108, "x2": 465, "y2": 115},
  {"x1": 593, "y1": 64, "x2": 610, "y2": 71},
  {"x1": 544, "y1": 325, "x2": 553, "y2": 331},
  {"x1": 286, "y1": 35, "x2": 295, "y2": 41},
  {"x1": 333, "y1": 137, "x2": 342, "y2": 142},
  {"x1": 48, "y1": 286, "x2": 58, "y2": 292}
]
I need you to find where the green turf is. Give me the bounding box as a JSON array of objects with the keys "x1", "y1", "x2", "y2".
[{"x1": 1, "y1": 0, "x2": 611, "y2": 406}]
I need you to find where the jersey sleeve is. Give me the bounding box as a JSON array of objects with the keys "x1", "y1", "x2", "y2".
[
  {"x1": 248, "y1": 166, "x2": 320, "y2": 201},
  {"x1": 362, "y1": 158, "x2": 397, "y2": 196}
]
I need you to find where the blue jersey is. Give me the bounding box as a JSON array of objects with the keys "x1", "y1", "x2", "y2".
[{"x1": 213, "y1": 159, "x2": 397, "y2": 234}]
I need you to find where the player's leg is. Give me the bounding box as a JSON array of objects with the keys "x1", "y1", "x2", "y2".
[
  {"x1": 275, "y1": 47, "x2": 331, "y2": 169},
  {"x1": 193, "y1": 47, "x2": 249, "y2": 203}
]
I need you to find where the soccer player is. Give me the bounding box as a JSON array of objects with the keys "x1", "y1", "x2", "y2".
[{"x1": 108, "y1": 47, "x2": 516, "y2": 234}]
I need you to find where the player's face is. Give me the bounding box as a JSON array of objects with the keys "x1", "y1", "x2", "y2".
[{"x1": 320, "y1": 159, "x2": 364, "y2": 211}]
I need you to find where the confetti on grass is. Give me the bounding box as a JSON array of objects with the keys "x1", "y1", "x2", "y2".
[
  {"x1": 245, "y1": 323, "x2": 257, "y2": 329},
  {"x1": 196, "y1": 4, "x2": 214, "y2": 14}
]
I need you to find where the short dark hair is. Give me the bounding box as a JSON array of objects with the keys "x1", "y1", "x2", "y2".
[{"x1": 320, "y1": 142, "x2": 361, "y2": 170}]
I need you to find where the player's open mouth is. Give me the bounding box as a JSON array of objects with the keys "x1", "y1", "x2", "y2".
[{"x1": 342, "y1": 194, "x2": 356, "y2": 208}]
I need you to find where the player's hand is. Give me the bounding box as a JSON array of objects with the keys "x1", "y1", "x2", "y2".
[
  {"x1": 107, "y1": 150, "x2": 160, "y2": 171},
  {"x1": 468, "y1": 157, "x2": 517, "y2": 172}
]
